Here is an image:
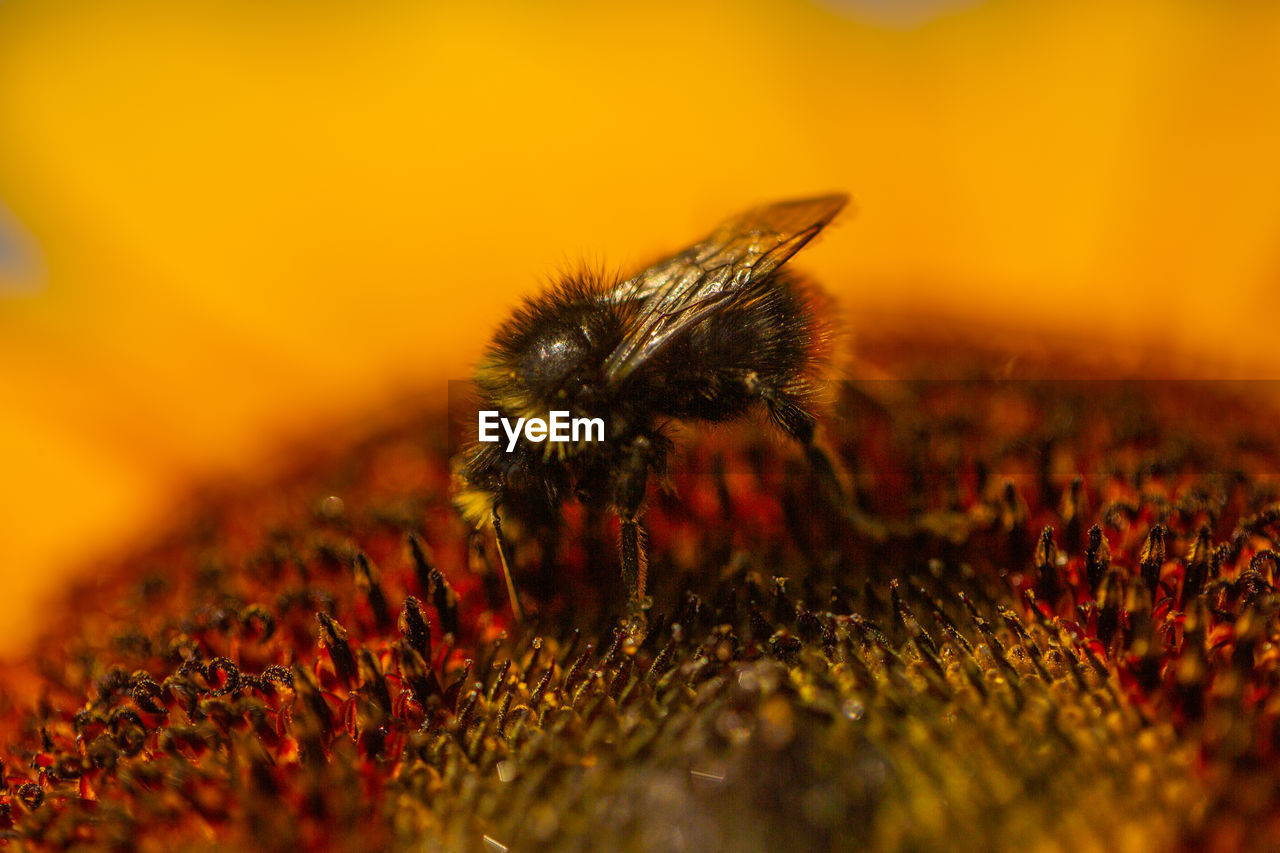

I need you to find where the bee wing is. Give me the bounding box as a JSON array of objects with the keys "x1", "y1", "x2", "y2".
[{"x1": 603, "y1": 194, "x2": 850, "y2": 386}]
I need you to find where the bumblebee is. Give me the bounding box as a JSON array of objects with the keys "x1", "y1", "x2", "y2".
[{"x1": 452, "y1": 195, "x2": 853, "y2": 625}]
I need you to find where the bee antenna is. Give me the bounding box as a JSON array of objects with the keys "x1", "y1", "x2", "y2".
[{"x1": 490, "y1": 507, "x2": 526, "y2": 624}]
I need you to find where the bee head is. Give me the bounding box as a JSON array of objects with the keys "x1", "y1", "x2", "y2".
[{"x1": 476, "y1": 273, "x2": 629, "y2": 419}]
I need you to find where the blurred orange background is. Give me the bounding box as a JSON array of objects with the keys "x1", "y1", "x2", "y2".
[{"x1": 2, "y1": 0, "x2": 1279, "y2": 655}]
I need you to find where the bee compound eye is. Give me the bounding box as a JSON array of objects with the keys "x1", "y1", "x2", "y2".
[{"x1": 518, "y1": 326, "x2": 589, "y2": 398}]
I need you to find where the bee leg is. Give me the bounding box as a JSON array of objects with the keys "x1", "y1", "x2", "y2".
[
  {"x1": 765, "y1": 393, "x2": 886, "y2": 541},
  {"x1": 490, "y1": 506, "x2": 526, "y2": 623},
  {"x1": 619, "y1": 517, "x2": 649, "y2": 631},
  {"x1": 615, "y1": 438, "x2": 652, "y2": 636}
]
